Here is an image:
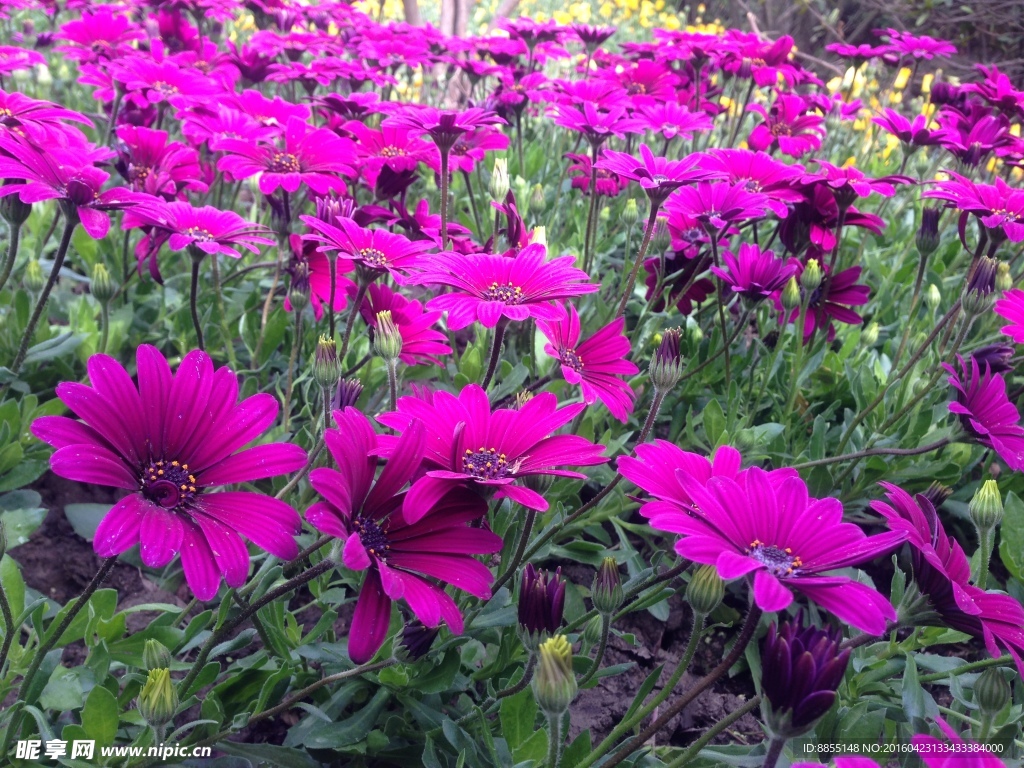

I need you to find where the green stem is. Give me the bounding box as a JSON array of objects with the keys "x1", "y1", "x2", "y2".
[
  {"x1": 617, "y1": 203, "x2": 660, "y2": 317},
  {"x1": 1, "y1": 558, "x2": 115, "y2": 757},
  {"x1": 663, "y1": 695, "x2": 761, "y2": 768},
  {"x1": 440, "y1": 148, "x2": 451, "y2": 251},
  {"x1": 709, "y1": 235, "x2": 731, "y2": 393},
  {"x1": 463, "y1": 170, "x2": 483, "y2": 238},
  {"x1": 973, "y1": 525, "x2": 994, "y2": 590},
  {"x1": 680, "y1": 309, "x2": 749, "y2": 385},
  {"x1": 891, "y1": 245, "x2": 931, "y2": 370},
  {"x1": 0, "y1": 569, "x2": 15, "y2": 676},
  {"x1": 481, "y1": 318, "x2": 508, "y2": 390},
  {"x1": 784, "y1": 292, "x2": 810, "y2": 417},
  {"x1": 283, "y1": 311, "x2": 302, "y2": 432},
  {"x1": 762, "y1": 736, "x2": 787, "y2": 768},
  {"x1": 211, "y1": 254, "x2": 237, "y2": 368},
  {"x1": 98, "y1": 301, "x2": 110, "y2": 355},
  {"x1": 10, "y1": 213, "x2": 76, "y2": 374},
  {"x1": 493, "y1": 509, "x2": 537, "y2": 594},
  {"x1": 189, "y1": 252, "x2": 205, "y2": 351},
  {"x1": 0, "y1": 221, "x2": 20, "y2": 294},
  {"x1": 576, "y1": 613, "x2": 610, "y2": 688},
  {"x1": 918, "y1": 656, "x2": 1015, "y2": 683},
  {"x1": 327, "y1": 254, "x2": 338, "y2": 340},
  {"x1": 274, "y1": 436, "x2": 325, "y2": 501},
  {"x1": 339, "y1": 281, "x2": 369, "y2": 362},
  {"x1": 546, "y1": 711, "x2": 565, "y2": 768},
  {"x1": 385, "y1": 358, "x2": 399, "y2": 412},
  {"x1": 793, "y1": 437, "x2": 951, "y2": 469},
  {"x1": 583, "y1": 155, "x2": 599, "y2": 272}
]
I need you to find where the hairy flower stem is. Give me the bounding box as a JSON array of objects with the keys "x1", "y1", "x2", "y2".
[
  {"x1": 973, "y1": 526, "x2": 994, "y2": 590},
  {"x1": 98, "y1": 301, "x2": 110, "y2": 355},
  {"x1": 546, "y1": 712, "x2": 565, "y2": 768},
  {"x1": 340, "y1": 280, "x2": 369, "y2": 362},
  {"x1": 709, "y1": 235, "x2": 732, "y2": 392},
  {"x1": 516, "y1": 112, "x2": 526, "y2": 180},
  {"x1": 493, "y1": 509, "x2": 537, "y2": 593},
  {"x1": 583, "y1": 145, "x2": 600, "y2": 272},
  {"x1": 577, "y1": 613, "x2": 610, "y2": 688},
  {"x1": 578, "y1": 612, "x2": 706, "y2": 768},
  {"x1": 481, "y1": 318, "x2": 508, "y2": 390},
  {"x1": 919, "y1": 656, "x2": 1015, "y2": 683},
  {"x1": 681, "y1": 309, "x2": 750, "y2": 385},
  {"x1": 210, "y1": 255, "x2": 237, "y2": 367},
  {"x1": 254, "y1": 243, "x2": 285, "y2": 364},
  {"x1": 283, "y1": 312, "x2": 303, "y2": 431},
  {"x1": 189, "y1": 253, "x2": 205, "y2": 351},
  {"x1": 439, "y1": 148, "x2": 451, "y2": 251},
  {"x1": 1, "y1": 558, "x2": 115, "y2": 757},
  {"x1": 385, "y1": 358, "x2": 399, "y2": 412},
  {"x1": 892, "y1": 246, "x2": 932, "y2": 370},
  {"x1": 602, "y1": 605, "x2": 763, "y2": 768},
  {"x1": 727, "y1": 79, "x2": 757, "y2": 148},
  {"x1": 176, "y1": 560, "x2": 334, "y2": 698},
  {"x1": 762, "y1": 736, "x2": 788, "y2": 768},
  {"x1": 665, "y1": 696, "x2": 761, "y2": 768},
  {"x1": 274, "y1": 436, "x2": 325, "y2": 501},
  {"x1": 617, "y1": 204, "x2": 660, "y2": 317},
  {"x1": 783, "y1": 291, "x2": 811, "y2": 418},
  {"x1": 0, "y1": 575, "x2": 15, "y2": 676},
  {"x1": 834, "y1": 299, "x2": 962, "y2": 455},
  {"x1": 10, "y1": 214, "x2": 77, "y2": 375},
  {"x1": 462, "y1": 170, "x2": 483, "y2": 237},
  {"x1": 327, "y1": 254, "x2": 338, "y2": 339},
  {"x1": 0, "y1": 221, "x2": 20, "y2": 294},
  {"x1": 793, "y1": 437, "x2": 951, "y2": 470}
]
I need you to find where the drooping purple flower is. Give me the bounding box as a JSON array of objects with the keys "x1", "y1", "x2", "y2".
[
  {"x1": 377, "y1": 385, "x2": 607, "y2": 515},
  {"x1": 944, "y1": 355, "x2": 1024, "y2": 471},
  {"x1": 872, "y1": 109, "x2": 953, "y2": 148},
  {"x1": 710, "y1": 243, "x2": 798, "y2": 301},
  {"x1": 31, "y1": 347, "x2": 307, "y2": 601},
  {"x1": 307, "y1": 407, "x2": 500, "y2": 664}
]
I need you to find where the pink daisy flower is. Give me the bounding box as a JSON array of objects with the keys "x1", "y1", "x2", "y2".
[
  {"x1": 748, "y1": 94, "x2": 825, "y2": 158},
  {"x1": 124, "y1": 199, "x2": 275, "y2": 259},
  {"x1": 538, "y1": 304, "x2": 638, "y2": 422},
  {"x1": 378, "y1": 385, "x2": 607, "y2": 514},
  {"x1": 415, "y1": 243, "x2": 598, "y2": 329},
  {"x1": 913, "y1": 719, "x2": 1007, "y2": 768},
  {"x1": 710, "y1": 243, "x2": 799, "y2": 302},
  {"x1": 944, "y1": 355, "x2": 1024, "y2": 471},
  {"x1": 301, "y1": 216, "x2": 433, "y2": 284},
  {"x1": 993, "y1": 288, "x2": 1024, "y2": 344},
  {"x1": 307, "y1": 408, "x2": 500, "y2": 664},
  {"x1": 31, "y1": 347, "x2": 307, "y2": 601},
  {"x1": 283, "y1": 235, "x2": 355, "y2": 320}
]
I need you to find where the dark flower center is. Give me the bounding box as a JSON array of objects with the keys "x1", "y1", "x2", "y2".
[
  {"x1": 746, "y1": 540, "x2": 802, "y2": 577},
  {"x1": 380, "y1": 145, "x2": 405, "y2": 158},
  {"x1": 269, "y1": 151, "x2": 301, "y2": 173},
  {"x1": 450, "y1": 140, "x2": 469, "y2": 155},
  {"x1": 771, "y1": 123, "x2": 793, "y2": 137},
  {"x1": 358, "y1": 247, "x2": 388, "y2": 267},
  {"x1": 140, "y1": 459, "x2": 197, "y2": 509},
  {"x1": 186, "y1": 226, "x2": 214, "y2": 241},
  {"x1": 559, "y1": 347, "x2": 584, "y2": 372},
  {"x1": 626, "y1": 82, "x2": 646, "y2": 95},
  {"x1": 353, "y1": 515, "x2": 390, "y2": 558},
  {"x1": 482, "y1": 281, "x2": 524, "y2": 304},
  {"x1": 151, "y1": 80, "x2": 179, "y2": 96},
  {"x1": 462, "y1": 447, "x2": 511, "y2": 480},
  {"x1": 131, "y1": 165, "x2": 151, "y2": 181}
]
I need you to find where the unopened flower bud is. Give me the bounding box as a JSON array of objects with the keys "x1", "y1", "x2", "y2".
[
  {"x1": 332, "y1": 377, "x2": 363, "y2": 410},
  {"x1": 650, "y1": 218, "x2": 671, "y2": 254},
  {"x1": 649, "y1": 327, "x2": 683, "y2": 391},
  {"x1": 0, "y1": 183, "x2": 31, "y2": 225},
  {"x1": 921, "y1": 482, "x2": 952, "y2": 509},
  {"x1": 582, "y1": 614, "x2": 603, "y2": 645},
  {"x1": 916, "y1": 207, "x2": 942, "y2": 257},
  {"x1": 969, "y1": 479, "x2": 1003, "y2": 532},
  {"x1": 288, "y1": 261, "x2": 311, "y2": 312},
  {"x1": 529, "y1": 226, "x2": 546, "y2": 246},
  {"x1": 518, "y1": 564, "x2": 565, "y2": 651},
  {"x1": 373, "y1": 310, "x2": 403, "y2": 361},
  {"x1": 995, "y1": 262, "x2": 1012, "y2": 293},
  {"x1": 24, "y1": 259, "x2": 44, "y2": 293},
  {"x1": 686, "y1": 565, "x2": 725, "y2": 616},
  {"x1": 974, "y1": 668, "x2": 1011, "y2": 716},
  {"x1": 592, "y1": 557, "x2": 623, "y2": 616},
  {"x1": 684, "y1": 320, "x2": 703, "y2": 352},
  {"x1": 970, "y1": 344, "x2": 1015, "y2": 375},
  {"x1": 861, "y1": 321, "x2": 879, "y2": 346},
  {"x1": 924, "y1": 283, "x2": 941, "y2": 310},
  {"x1": 781, "y1": 276, "x2": 801, "y2": 310},
  {"x1": 622, "y1": 198, "x2": 639, "y2": 228},
  {"x1": 394, "y1": 619, "x2": 440, "y2": 662},
  {"x1": 138, "y1": 668, "x2": 177, "y2": 727},
  {"x1": 532, "y1": 635, "x2": 577, "y2": 715},
  {"x1": 142, "y1": 639, "x2": 172, "y2": 671},
  {"x1": 312, "y1": 335, "x2": 341, "y2": 389},
  {"x1": 800, "y1": 259, "x2": 822, "y2": 292},
  {"x1": 529, "y1": 183, "x2": 546, "y2": 214},
  {"x1": 963, "y1": 256, "x2": 999, "y2": 315},
  {"x1": 490, "y1": 158, "x2": 510, "y2": 202},
  {"x1": 514, "y1": 390, "x2": 534, "y2": 409},
  {"x1": 90, "y1": 263, "x2": 116, "y2": 304}
]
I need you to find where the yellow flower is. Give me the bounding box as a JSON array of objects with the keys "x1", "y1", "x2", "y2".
[
  {"x1": 893, "y1": 66, "x2": 913, "y2": 90},
  {"x1": 921, "y1": 73, "x2": 934, "y2": 94}
]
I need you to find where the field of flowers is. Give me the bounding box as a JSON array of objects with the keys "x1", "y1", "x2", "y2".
[{"x1": 0, "y1": 0, "x2": 1023, "y2": 766}]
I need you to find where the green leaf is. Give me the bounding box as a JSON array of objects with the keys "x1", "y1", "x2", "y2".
[
  {"x1": 39, "y1": 665, "x2": 86, "y2": 711},
  {"x1": 0, "y1": 505, "x2": 46, "y2": 548},
  {"x1": 562, "y1": 729, "x2": 592, "y2": 768},
  {"x1": 901, "y1": 655, "x2": 927, "y2": 731},
  {"x1": 64, "y1": 503, "x2": 110, "y2": 542},
  {"x1": 0, "y1": 554, "x2": 26, "y2": 618},
  {"x1": 499, "y1": 688, "x2": 537, "y2": 751},
  {"x1": 413, "y1": 649, "x2": 461, "y2": 694},
  {"x1": 302, "y1": 687, "x2": 391, "y2": 749},
  {"x1": 998, "y1": 491, "x2": 1024, "y2": 580},
  {"x1": 81, "y1": 685, "x2": 118, "y2": 746},
  {"x1": 512, "y1": 727, "x2": 548, "y2": 764},
  {"x1": 703, "y1": 399, "x2": 725, "y2": 446},
  {"x1": 215, "y1": 741, "x2": 322, "y2": 768},
  {"x1": 22, "y1": 332, "x2": 82, "y2": 365}
]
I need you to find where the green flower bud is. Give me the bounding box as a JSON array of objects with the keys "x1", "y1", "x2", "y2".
[
  {"x1": 288, "y1": 261, "x2": 311, "y2": 313},
  {"x1": 373, "y1": 310, "x2": 403, "y2": 362},
  {"x1": 138, "y1": 668, "x2": 178, "y2": 727},
  {"x1": 532, "y1": 635, "x2": 577, "y2": 715},
  {"x1": 924, "y1": 283, "x2": 941, "y2": 311},
  {"x1": 312, "y1": 335, "x2": 342, "y2": 390},
  {"x1": 974, "y1": 668, "x2": 1011, "y2": 716},
  {"x1": 142, "y1": 639, "x2": 172, "y2": 671},
  {"x1": 861, "y1": 321, "x2": 879, "y2": 346},
  {"x1": 995, "y1": 262, "x2": 1012, "y2": 293},
  {"x1": 582, "y1": 614, "x2": 603, "y2": 646},
  {"x1": 969, "y1": 480, "x2": 1003, "y2": 531},
  {"x1": 24, "y1": 259, "x2": 44, "y2": 293},
  {"x1": 592, "y1": 557, "x2": 623, "y2": 616},
  {"x1": 489, "y1": 158, "x2": 510, "y2": 202},
  {"x1": 649, "y1": 327, "x2": 683, "y2": 391},
  {"x1": 686, "y1": 565, "x2": 725, "y2": 616},
  {"x1": 650, "y1": 219, "x2": 671, "y2": 254},
  {"x1": 529, "y1": 183, "x2": 546, "y2": 214},
  {"x1": 91, "y1": 264, "x2": 117, "y2": 304},
  {"x1": 0, "y1": 183, "x2": 31, "y2": 225},
  {"x1": 780, "y1": 277, "x2": 801, "y2": 310},
  {"x1": 622, "y1": 198, "x2": 639, "y2": 228},
  {"x1": 800, "y1": 259, "x2": 822, "y2": 292},
  {"x1": 530, "y1": 226, "x2": 547, "y2": 247}
]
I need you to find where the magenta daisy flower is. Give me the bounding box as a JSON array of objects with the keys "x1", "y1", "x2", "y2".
[
  {"x1": 415, "y1": 243, "x2": 597, "y2": 329},
  {"x1": 565, "y1": 152, "x2": 629, "y2": 197},
  {"x1": 31, "y1": 347, "x2": 307, "y2": 601},
  {"x1": 664, "y1": 180, "x2": 770, "y2": 231},
  {"x1": 348, "y1": 122, "x2": 438, "y2": 191},
  {"x1": 993, "y1": 288, "x2": 1024, "y2": 344},
  {"x1": 377, "y1": 385, "x2": 606, "y2": 515},
  {"x1": 636, "y1": 103, "x2": 713, "y2": 140},
  {"x1": 913, "y1": 719, "x2": 1007, "y2": 768},
  {"x1": 872, "y1": 109, "x2": 953, "y2": 148},
  {"x1": 216, "y1": 116, "x2": 355, "y2": 195},
  {"x1": 781, "y1": 263, "x2": 870, "y2": 342},
  {"x1": 944, "y1": 355, "x2": 1024, "y2": 471},
  {"x1": 283, "y1": 235, "x2": 355, "y2": 320},
  {"x1": 553, "y1": 102, "x2": 645, "y2": 149},
  {"x1": 307, "y1": 408, "x2": 500, "y2": 664},
  {"x1": 358, "y1": 283, "x2": 452, "y2": 367},
  {"x1": 0, "y1": 90, "x2": 92, "y2": 133},
  {"x1": 597, "y1": 144, "x2": 715, "y2": 204},
  {"x1": 114, "y1": 126, "x2": 207, "y2": 198},
  {"x1": 381, "y1": 105, "x2": 505, "y2": 152},
  {"x1": 880, "y1": 28, "x2": 957, "y2": 60},
  {"x1": 923, "y1": 174, "x2": 1024, "y2": 244},
  {"x1": 748, "y1": 94, "x2": 825, "y2": 158},
  {"x1": 125, "y1": 200, "x2": 275, "y2": 259},
  {"x1": 301, "y1": 216, "x2": 433, "y2": 284},
  {"x1": 699, "y1": 149, "x2": 806, "y2": 218},
  {"x1": 710, "y1": 244, "x2": 798, "y2": 301},
  {"x1": 112, "y1": 58, "x2": 223, "y2": 109},
  {"x1": 538, "y1": 303, "x2": 639, "y2": 422}
]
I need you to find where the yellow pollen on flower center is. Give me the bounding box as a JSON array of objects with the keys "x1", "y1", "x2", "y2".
[
  {"x1": 462, "y1": 446, "x2": 511, "y2": 480},
  {"x1": 745, "y1": 539, "x2": 803, "y2": 577},
  {"x1": 483, "y1": 282, "x2": 525, "y2": 304},
  {"x1": 186, "y1": 226, "x2": 214, "y2": 240},
  {"x1": 269, "y1": 151, "x2": 301, "y2": 173},
  {"x1": 380, "y1": 145, "x2": 405, "y2": 158},
  {"x1": 359, "y1": 247, "x2": 388, "y2": 267}
]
